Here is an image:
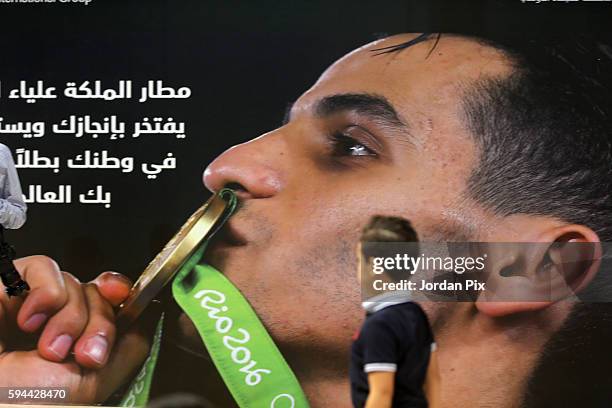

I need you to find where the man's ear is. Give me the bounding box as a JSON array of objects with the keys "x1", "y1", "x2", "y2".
[{"x1": 476, "y1": 224, "x2": 602, "y2": 317}]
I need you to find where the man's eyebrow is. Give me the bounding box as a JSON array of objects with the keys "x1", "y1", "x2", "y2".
[{"x1": 283, "y1": 93, "x2": 408, "y2": 131}]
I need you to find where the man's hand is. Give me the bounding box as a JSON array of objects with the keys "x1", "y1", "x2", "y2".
[{"x1": 0, "y1": 256, "x2": 151, "y2": 403}]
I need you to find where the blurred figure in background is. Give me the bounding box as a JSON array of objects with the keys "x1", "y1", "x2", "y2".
[
  {"x1": 352, "y1": 216, "x2": 440, "y2": 408},
  {"x1": 0, "y1": 143, "x2": 28, "y2": 296},
  {"x1": 0, "y1": 143, "x2": 26, "y2": 230}
]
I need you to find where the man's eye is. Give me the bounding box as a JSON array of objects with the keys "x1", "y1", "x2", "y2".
[{"x1": 330, "y1": 132, "x2": 376, "y2": 157}]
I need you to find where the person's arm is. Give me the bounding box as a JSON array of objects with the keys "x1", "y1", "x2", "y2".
[
  {"x1": 0, "y1": 145, "x2": 27, "y2": 229},
  {"x1": 423, "y1": 343, "x2": 441, "y2": 408},
  {"x1": 359, "y1": 312, "x2": 402, "y2": 408},
  {"x1": 365, "y1": 371, "x2": 395, "y2": 408}
]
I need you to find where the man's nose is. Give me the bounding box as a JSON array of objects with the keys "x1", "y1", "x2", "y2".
[{"x1": 203, "y1": 135, "x2": 285, "y2": 199}]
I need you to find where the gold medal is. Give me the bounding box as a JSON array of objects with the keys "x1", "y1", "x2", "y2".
[{"x1": 117, "y1": 190, "x2": 234, "y2": 327}]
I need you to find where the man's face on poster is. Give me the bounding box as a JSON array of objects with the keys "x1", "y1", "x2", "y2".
[{"x1": 181, "y1": 35, "x2": 515, "y2": 365}]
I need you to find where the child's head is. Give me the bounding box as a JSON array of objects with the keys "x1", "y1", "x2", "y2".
[{"x1": 358, "y1": 216, "x2": 419, "y2": 284}]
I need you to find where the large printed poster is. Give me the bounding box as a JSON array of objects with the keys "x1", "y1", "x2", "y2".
[{"x1": 0, "y1": 1, "x2": 610, "y2": 407}]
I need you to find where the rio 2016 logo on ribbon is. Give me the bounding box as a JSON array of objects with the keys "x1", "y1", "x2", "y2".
[
  {"x1": 189, "y1": 280, "x2": 306, "y2": 408},
  {"x1": 194, "y1": 289, "x2": 273, "y2": 386}
]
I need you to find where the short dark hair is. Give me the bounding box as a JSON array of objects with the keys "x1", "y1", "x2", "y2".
[
  {"x1": 360, "y1": 216, "x2": 419, "y2": 282},
  {"x1": 456, "y1": 37, "x2": 612, "y2": 408},
  {"x1": 360, "y1": 215, "x2": 418, "y2": 244},
  {"x1": 376, "y1": 33, "x2": 612, "y2": 407},
  {"x1": 375, "y1": 34, "x2": 612, "y2": 242},
  {"x1": 461, "y1": 36, "x2": 612, "y2": 244}
]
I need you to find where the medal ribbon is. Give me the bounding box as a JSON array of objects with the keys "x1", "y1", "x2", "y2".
[{"x1": 121, "y1": 189, "x2": 309, "y2": 407}]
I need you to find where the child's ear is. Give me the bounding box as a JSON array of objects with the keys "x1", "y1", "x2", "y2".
[{"x1": 476, "y1": 224, "x2": 602, "y2": 317}]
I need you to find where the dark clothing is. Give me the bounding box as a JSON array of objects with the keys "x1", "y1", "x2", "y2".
[{"x1": 350, "y1": 302, "x2": 434, "y2": 408}]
